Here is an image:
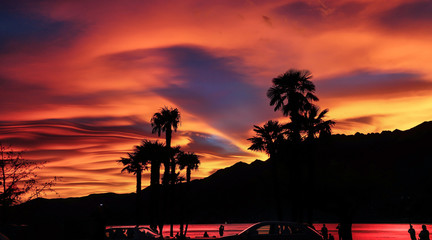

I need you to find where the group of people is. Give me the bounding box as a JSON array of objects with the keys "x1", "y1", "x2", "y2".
[
  {"x1": 320, "y1": 223, "x2": 430, "y2": 240},
  {"x1": 409, "y1": 224, "x2": 430, "y2": 240}
]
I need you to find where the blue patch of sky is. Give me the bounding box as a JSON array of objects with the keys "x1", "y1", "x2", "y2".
[
  {"x1": 0, "y1": 10, "x2": 79, "y2": 51},
  {"x1": 154, "y1": 45, "x2": 277, "y2": 133}
]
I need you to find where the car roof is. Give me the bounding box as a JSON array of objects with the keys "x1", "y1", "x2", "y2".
[
  {"x1": 252, "y1": 221, "x2": 305, "y2": 225},
  {"x1": 239, "y1": 221, "x2": 310, "y2": 232}
]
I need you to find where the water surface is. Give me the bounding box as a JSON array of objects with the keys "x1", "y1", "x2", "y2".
[{"x1": 156, "y1": 223, "x2": 427, "y2": 240}]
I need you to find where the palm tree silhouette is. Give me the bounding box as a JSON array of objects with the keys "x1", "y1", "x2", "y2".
[
  {"x1": 267, "y1": 69, "x2": 318, "y2": 142},
  {"x1": 119, "y1": 147, "x2": 148, "y2": 200},
  {"x1": 264, "y1": 69, "x2": 336, "y2": 223},
  {"x1": 177, "y1": 152, "x2": 200, "y2": 183},
  {"x1": 248, "y1": 120, "x2": 287, "y2": 161},
  {"x1": 151, "y1": 107, "x2": 181, "y2": 186},
  {"x1": 119, "y1": 145, "x2": 149, "y2": 225},
  {"x1": 151, "y1": 107, "x2": 181, "y2": 237},
  {"x1": 302, "y1": 105, "x2": 335, "y2": 142},
  {"x1": 134, "y1": 140, "x2": 166, "y2": 232},
  {"x1": 177, "y1": 151, "x2": 200, "y2": 237},
  {"x1": 301, "y1": 105, "x2": 335, "y2": 224},
  {"x1": 248, "y1": 120, "x2": 288, "y2": 220},
  {"x1": 137, "y1": 140, "x2": 166, "y2": 187}
]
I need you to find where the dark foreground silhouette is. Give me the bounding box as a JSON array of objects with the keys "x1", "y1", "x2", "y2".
[{"x1": 4, "y1": 121, "x2": 432, "y2": 239}]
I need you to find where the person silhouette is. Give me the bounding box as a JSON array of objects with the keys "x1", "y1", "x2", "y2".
[
  {"x1": 336, "y1": 224, "x2": 341, "y2": 240},
  {"x1": 329, "y1": 233, "x2": 335, "y2": 240},
  {"x1": 408, "y1": 224, "x2": 416, "y2": 240},
  {"x1": 219, "y1": 225, "x2": 225, "y2": 237},
  {"x1": 419, "y1": 225, "x2": 430, "y2": 240},
  {"x1": 321, "y1": 224, "x2": 328, "y2": 240},
  {"x1": 203, "y1": 231, "x2": 209, "y2": 238}
]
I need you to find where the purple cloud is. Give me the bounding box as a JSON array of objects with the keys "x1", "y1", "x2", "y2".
[
  {"x1": 181, "y1": 131, "x2": 252, "y2": 158},
  {"x1": 379, "y1": 1, "x2": 432, "y2": 29},
  {"x1": 316, "y1": 70, "x2": 432, "y2": 98},
  {"x1": 272, "y1": 1, "x2": 368, "y2": 29},
  {"x1": 102, "y1": 45, "x2": 278, "y2": 140}
]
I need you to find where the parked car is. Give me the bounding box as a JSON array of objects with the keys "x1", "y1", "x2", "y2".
[
  {"x1": 220, "y1": 221, "x2": 323, "y2": 240},
  {"x1": 105, "y1": 226, "x2": 161, "y2": 240}
]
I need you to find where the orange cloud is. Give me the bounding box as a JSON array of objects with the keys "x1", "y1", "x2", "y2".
[{"x1": 1, "y1": 0, "x2": 431, "y2": 198}]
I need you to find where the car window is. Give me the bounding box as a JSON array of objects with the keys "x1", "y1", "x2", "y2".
[
  {"x1": 256, "y1": 225, "x2": 271, "y2": 235},
  {"x1": 291, "y1": 225, "x2": 305, "y2": 234},
  {"x1": 280, "y1": 225, "x2": 292, "y2": 235},
  {"x1": 270, "y1": 224, "x2": 282, "y2": 235}
]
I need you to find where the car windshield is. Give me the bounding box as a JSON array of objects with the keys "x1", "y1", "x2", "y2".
[
  {"x1": 306, "y1": 226, "x2": 321, "y2": 235},
  {"x1": 240, "y1": 222, "x2": 317, "y2": 236},
  {"x1": 238, "y1": 223, "x2": 260, "y2": 235}
]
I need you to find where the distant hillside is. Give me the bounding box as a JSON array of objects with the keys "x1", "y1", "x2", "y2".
[{"x1": 9, "y1": 121, "x2": 432, "y2": 238}]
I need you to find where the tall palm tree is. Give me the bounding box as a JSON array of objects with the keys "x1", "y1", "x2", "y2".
[
  {"x1": 247, "y1": 120, "x2": 287, "y2": 160},
  {"x1": 267, "y1": 69, "x2": 318, "y2": 142},
  {"x1": 151, "y1": 107, "x2": 181, "y2": 237},
  {"x1": 151, "y1": 107, "x2": 181, "y2": 186},
  {"x1": 266, "y1": 69, "x2": 321, "y2": 222},
  {"x1": 119, "y1": 145, "x2": 149, "y2": 225},
  {"x1": 177, "y1": 151, "x2": 200, "y2": 237}
]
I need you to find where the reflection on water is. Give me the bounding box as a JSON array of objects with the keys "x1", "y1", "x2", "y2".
[
  {"x1": 173, "y1": 223, "x2": 428, "y2": 240},
  {"x1": 160, "y1": 223, "x2": 252, "y2": 238},
  {"x1": 317, "y1": 223, "x2": 424, "y2": 240},
  {"x1": 111, "y1": 223, "x2": 428, "y2": 240}
]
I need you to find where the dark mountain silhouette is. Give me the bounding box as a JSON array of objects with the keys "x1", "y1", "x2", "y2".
[{"x1": 8, "y1": 121, "x2": 432, "y2": 239}]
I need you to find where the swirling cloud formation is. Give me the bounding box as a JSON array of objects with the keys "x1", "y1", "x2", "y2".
[{"x1": 1, "y1": 0, "x2": 432, "y2": 197}]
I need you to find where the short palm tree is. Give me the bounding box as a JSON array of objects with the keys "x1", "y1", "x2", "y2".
[
  {"x1": 302, "y1": 105, "x2": 335, "y2": 141},
  {"x1": 177, "y1": 152, "x2": 200, "y2": 183},
  {"x1": 177, "y1": 151, "x2": 200, "y2": 237},
  {"x1": 135, "y1": 140, "x2": 166, "y2": 186},
  {"x1": 119, "y1": 145, "x2": 149, "y2": 225},
  {"x1": 247, "y1": 120, "x2": 287, "y2": 160},
  {"x1": 248, "y1": 120, "x2": 288, "y2": 220},
  {"x1": 301, "y1": 105, "x2": 335, "y2": 224},
  {"x1": 119, "y1": 148, "x2": 148, "y2": 199}
]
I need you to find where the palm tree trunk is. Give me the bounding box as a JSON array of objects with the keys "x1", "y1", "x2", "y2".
[
  {"x1": 165, "y1": 128, "x2": 175, "y2": 237},
  {"x1": 163, "y1": 128, "x2": 172, "y2": 186},
  {"x1": 185, "y1": 224, "x2": 189, "y2": 236},
  {"x1": 183, "y1": 171, "x2": 191, "y2": 237},
  {"x1": 306, "y1": 141, "x2": 316, "y2": 225},
  {"x1": 179, "y1": 181, "x2": 185, "y2": 237},
  {"x1": 150, "y1": 161, "x2": 160, "y2": 231},
  {"x1": 151, "y1": 161, "x2": 161, "y2": 186},
  {"x1": 136, "y1": 167, "x2": 142, "y2": 226},
  {"x1": 290, "y1": 142, "x2": 304, "y2": 223},
  {"x1": 166, "y1": 128, "x2": 172, "y2": 148},
  {"x1": 270, "y1": 156, "x2": 283, "y2": 220},
  {"x1": 186, "y1": 169, "x2": 191, "y2": 183}
]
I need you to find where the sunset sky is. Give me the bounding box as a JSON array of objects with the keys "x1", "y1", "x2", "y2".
[{"x1": 1, "y1": 0, "x2": 432, "y2": 198}]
